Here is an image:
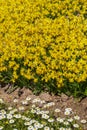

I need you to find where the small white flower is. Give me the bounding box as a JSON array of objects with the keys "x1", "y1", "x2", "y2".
[
  {"x1": 39, "y1": 124, "x2": 44, "y2": 128},
  {"x1": 21, "y1": 100, "x2": 28, "y2": 105},
  {"x1": 65, "y1": 128, "x2": 71, "y2": 130},
  {"x1": 22, "y1": 116, "x2": 30, "y2": 121},
  {"x1": 0, "y1": 126, "x2": 3, "y2": 130},
  {"x1": 48, "y1": 118, "x2": 54, "y2": 122},
  {"x1": 9, "y1": 119, "x2": 15, "y2": 124},
  {"x1": 65, "y1": 108, "x2": 72, "y2": 112},
  {"x1": 44, "y1": 126, "x2": 50, "y2": 130},
  {"x1": 67, "y1": 118, "x2": 73, "y2": 122},
  {"x1": 32, "y1": 104, "x2": 36, "y2": 108},
  {"x1": 80, "y1": 119, "x2": 87, "y2": 124},
  {"x1": 27, "y1": 125, "x2": 34, "y2": 130},
  {"x1": 43, "y1": 105, "x2": 47, "y2": 108},
  {"x1": 64, "y1": 111, "x2": 71, "y2": 115},
  {"x1": 47, "y1": 102, "x2": 55, "y2": 107},
  {"x1": 73, "y1": 123, "x2": 79, "y2": 128},
  {"x1": 56, "y1": 117, "x2": 64, "y2": 123},
  {"x1": 42, "y1": 114, "x2": 49, "y2": 119},
  {"x1": 0, "y1": 99, "x2": 4, "y2": 103},
  {"x1": 30, "y1": 119, "x2": 37, "y2": 124},
  {"x1": 8, "y1": 107, "x2": 13, "y2": 110},
  {"x1": 13, "y1": 99, "x2": 18, "y2": 103},
  {"x1": 24, "y1": 122, "x2": 31, "y2": 126},
  {"x1": 43, "y1": 102, "x2": 55, "y2": 108},
  {"x1": 31, "y1": 109, "x2": 36, "y2": 114},
  {"x1": 32, "y1": 98, "x2": 40, "y2": 103},
  {"x1": 63, "y1": 121, "x2": 69, "y2": 125},
  {"x1": 50, "y1": 128, "x2": 54, "y2": 130},
  {"x1": 9, "y1": 108, "x2": 18, "y2": 114},
  {"x1": 33, "y1": 128, "x2": 38, "y2": 130},
  {"x1": 26, "y1": 97, "x2": 31, "y2": 101},
  {"x1": 0, "y1": 110, "x2": 6, "y2": 114},
  {"x1": 35, "y1": 107, "x2": 40, "y2": 111},
  {"x1": 54, "y1": 108, "x2": 61, "y2": 113},
  {"x1": 7, "y1": 114, "x2": 13, "y2": 119},
  {"x1": 59, "y1": 127, "x2": 65, "y2": 130},
  {"x1": 44, "y1": 111, "x2": 49, "y2": 114},
  {"x1": 74, "y1": 115, "x2": 80, "y2": 120},
  {"x1": 34, "y1": 122, "x2": 42, "y2": 128},
  {"x1": 40, "y1": 100, "x2": 45, "y2": 104},
  {"x1": 14, "y1": 114, "x2": 21, "y2": 118},
  {"x1": 36, "y1": 110, "x2": 41, "y2": 115},
  {"x1": 0, "y1": 115, "x2": 6, "y2": 119},
  {"x1": 18, "y1": 106, "x2": 25, "y2": 111}
]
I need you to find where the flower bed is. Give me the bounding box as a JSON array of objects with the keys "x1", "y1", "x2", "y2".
[
  {"x1": 0, "y1": 97, "x2": 87, "y2": 130},
  {"x1": 0, "y1": 0, "x2": 87, "y2": 96}
]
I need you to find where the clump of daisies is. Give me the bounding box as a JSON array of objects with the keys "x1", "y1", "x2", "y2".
[{"x1": 0, "y1": 97, "x2": 86, "y2": 130}]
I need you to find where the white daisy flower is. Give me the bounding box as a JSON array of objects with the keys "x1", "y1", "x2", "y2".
[
  {"x1": 27, "y1": 125, "x2": 34, "y2": 130},
  {"x1": 73, "y1": 123, "x2": 79, "y2": 128},
  {"x1": 26, "y1": 97, "x2": 31, "y2": 101},
  {"x1": 18, "y1": 106, "x2": 25, "y2": 111},
  {"x1": 0, "y1": 99, "x2": 4, "y2": 103},
  {"x1": 63, "y1": 121, "x2": 69, "y2": 125},
  {"x1": 36, "y1": 111, "x2": 42, "y2": 115},
  {"x1": 21, "y1": 100, "x2": 28, "y2": 105},
  {"x1": 31, "y1": 109, "x2": 36, "y2": 114},
  {"x1": 48, "y1": 118, "x2": 54, "y2": 122},
  {"x1": 54, "y1": 108, "x2": 61, "y2": 113},
  {"x1": 32, "y1": 98, "x2": 40, "y2": 103},
  {"x1": 65, "y1": 108, "x2": 72, "y2": 112},
  {"x1": 65, "y1": 128, "x2": 72, "y2": 130},
  {"x1": 35, "y1": 107, "x2": 40, "y2": 111},
  {"x1": 74, "y1": 115, "x2": 80, "y2": 120},
  {"x1": 22, "y1": 116, "x2": 30, "y2": 121},
  {"x1": 39, "y1": 124, "x2": 44, "y2": 128},
  {"x1": 80, "y1": 119, "x2": 87, "y2": 124},
  {"x1": 56, "y1": 117, "x2": 64, "y2": 123},
  {"x1": 32, "y1": 104, "x2": 36, "y2": 108},
  {"x1": 34, "y1": 122, "x2": 42, "y2": 128},
  {"x1": 0, "y1": 115, "x2": 6, "y2": 119},
  {"x1": 8, "y1": 107, "x2": 13, "y2": 110},
  {"x1": 67, "y1": 118, "x2": 73, "y2": 122},
  {"x1": 59, "y1": 127, "x2": 66, "y2": 130},
  {"x1": 9, "y1": 119, "x2": 15, "y2": 124},
  {"x1": 0, "y1": 126, "x2": 3, "y2": 130},
  {"x1": 30, "y1": 119, "x2": 37, "y2": 124},
  {"x1": 41, "y1": 110, "x2": 49, "y2": 115},
  {"x1": 7, "y1": 114, "x2": 13, "y2": 119},
  {"x1": 44, "y1": 126, "x2": 50, "y2": 130},
  {"x1": 24, "y1": 122, "x2": 31, "y2": 126},
  {"x1": 0, "y1": 110, "x2": 6, "y2": 114},
  {"x1": 40, "y1": 100, "x2": 45, "y2": 104},
  {"x1": 14, "y1": 114, "x2": 21, "y2": 118},
  {"x1": 44, "y1": 111, "x2": 49, "y2": 114},
  {"x1": 9, "y1": 108, "x2": 18, "y2": 114},
  {"x1": 64, "y1": 110, "x2": 71, "y2": 115},
  {"x1": 13, "y1": 99, "x2": 18, "y2": 103},
  {"x1": 42, "y1": 114, "x2": 49, "y2": 119}
]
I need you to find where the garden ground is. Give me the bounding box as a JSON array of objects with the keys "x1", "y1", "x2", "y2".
[{"x1": 0, "y1": 85, "x2": 87, "y2": 130}]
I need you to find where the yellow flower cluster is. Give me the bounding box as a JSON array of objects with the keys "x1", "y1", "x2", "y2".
[{"x1": 0, "y1": 0, "x2": 87, "y2": 87}]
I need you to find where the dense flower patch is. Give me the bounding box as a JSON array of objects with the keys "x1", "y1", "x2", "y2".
[
  {"x1": 0, "y1": 0, "x2": 87, "y2": 94},
  {"x1": 0, "y1": 98, "x2": 87, "y2": 130}
]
